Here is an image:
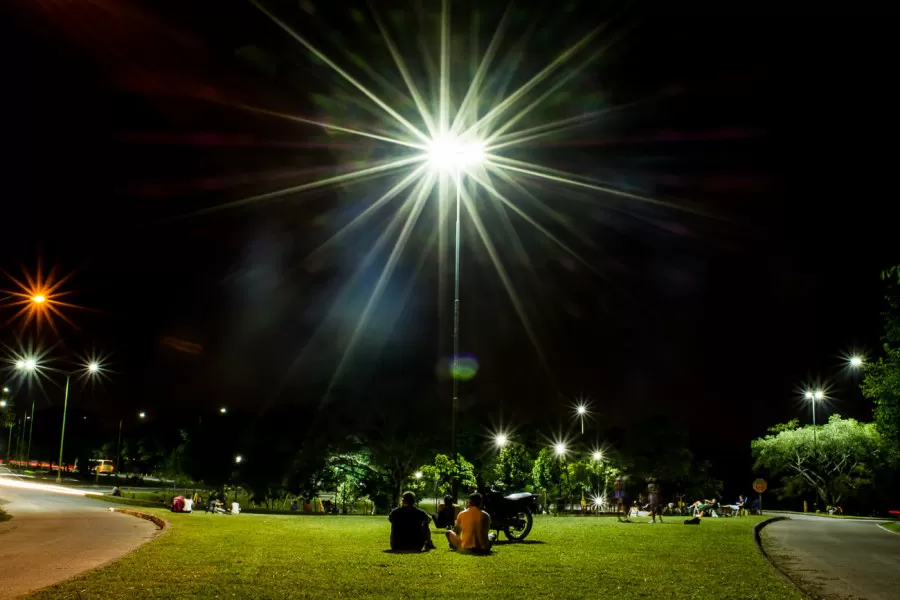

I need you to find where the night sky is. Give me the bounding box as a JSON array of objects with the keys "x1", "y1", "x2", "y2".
[{"x1": 1, "y1": 1, "x2": 894, "y2": 485}]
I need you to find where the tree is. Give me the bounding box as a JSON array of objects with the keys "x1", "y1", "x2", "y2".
[
  {"x1": 751, "y1": 415, "x2": 885, "y2": 507},
  {"x1": 492, "y1": 443, "x2": 533, "y2": 491},
  {"x1": 861, "y1": 270, "x2": 900, "y2": 450},
  {"x1": 419, "y1": 453, "x2": 476, "y2": 499},
  {"x1": 532, "y1": 447, "x2": 564, "y2": 509}
]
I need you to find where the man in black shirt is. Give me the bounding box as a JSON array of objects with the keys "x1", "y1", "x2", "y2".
[{"x1": 389, "y1": 491, "x2": 435, "y2": 552}]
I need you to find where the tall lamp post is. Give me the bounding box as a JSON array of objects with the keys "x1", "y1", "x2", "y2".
[
  {"x1": 804, "y1": 389, "x2": 824, "y2": 510},
  {"x1": 425, "y1": 135, "x2": 485, "y2": 466},
  {"x1": 56, "y1": 361, "x2": 101, "y2": 483},
  {"x1": 14, "y1": 359, "x2": 39, "y2": 463},
  {"x1": 116, "y1": 411, "x2": 147, "y2": 477}
]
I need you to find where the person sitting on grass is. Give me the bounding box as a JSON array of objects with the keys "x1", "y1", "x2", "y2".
[
  {"x1": 689, "y1": 498, "x2": 718, "y2": 517},
  {"x1": 389, "y1": 491, "x2": 436, "y2": 552},
  {"x1": 433, "y1": 495, "x2": 462, "y2": 529},
  {"x1": 444, "y1": 492, "x2": 494, "y2": 554}
]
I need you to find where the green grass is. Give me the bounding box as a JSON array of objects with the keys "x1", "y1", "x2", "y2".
[
  {"x1": 882, "y1": 521, "x2": 900, "y2": 534},
  {"x1": 28, "y1": 510, "x2": 800, "y2": 600}
]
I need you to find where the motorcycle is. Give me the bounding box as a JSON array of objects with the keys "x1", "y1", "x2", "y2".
[{"x1": 483, "y1": 490, "x2": 537, "y2": 541}]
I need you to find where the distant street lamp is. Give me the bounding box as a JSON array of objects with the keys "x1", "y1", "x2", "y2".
[
  {"x1": 592, "y1": 450, "x2": 603, "y2": 462},
  {"x1": 494, "y1": 433, "x2": 509, "y2": 449},
  {"x1": 220, "y1": 407, "x2": 227, "y2": 414},
  {"x1": 414, "y1": 471, "x2": 423, "y2": 480},
  {"x1": 56, "y1": 361, "x2": 104, "y2": 482},
  {"x1": 235, "y1": 455, "x2": 243, "y2": 464},
  {"x1": 848, "y1": 355, "x2": 864, "y2": 369},
  {"x1": 804, "y1": 388, "x2": 825, "y2": 511},
  {"x1": 138, "y1": 412, "x2": 146, "y2": 419},
  {"x1": 15, "y1": 356, "x2": 39, "y2": 463}
]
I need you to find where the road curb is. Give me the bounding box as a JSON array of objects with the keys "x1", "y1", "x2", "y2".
[
  {"x1": 753, "y1": 516, "x2": 812, "y2": 599},
  {"x1": 108, "y1": 507, "x2": 169, "y2": 530},
  {"x1": 877, "y1": 523, "x2": 900, "y2": 535}
]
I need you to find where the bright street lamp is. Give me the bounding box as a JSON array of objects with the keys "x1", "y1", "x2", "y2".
[
  {"x1": 220, "y1": 407, "x2": 227, "y2": 414},
  {"x1": 428, "y1": 133, "x2": 485, "y2": 469},
  {"x1": 848, "y1": 355, "x2": 864, "y2": 369},
  {"x1": 554, "y1": 442, "x2": 567, "y2": 457},
  {"x1": 803, "y1": 388, "x2": 825, "y2": 511},
  {"x1": 57, "y1": 360, "x2": 105, "y2": 482},
  {"x1": 592, "y1": 451, "x2": 603, "y2": 462},
  {"x1": 15, "y1": 356, "x2": 40, "y2": 464},
  {"x1": 138, "y1": 412, "x2": 146, "y2": 419},
  {"x1": 0, "y1": 400, "x2": 6, "y2": 408},
  {"x1": 235, "y1": 455, "x2": 243, "y2": 464},
  {"x1": 31, "y1": 294, "x2": 46, "y2": 304},
  {"x1": 494, "y1": 433, "x2": 509, "y2": 449},
  {"x1": 414, "y1": 471, "x2": 423, "y2": 480}
]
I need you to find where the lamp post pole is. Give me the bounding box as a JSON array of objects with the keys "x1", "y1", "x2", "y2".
[
  {"x1": 804, "y1": 389, "x2": 823, "y2": 512},
  {"x1": 26, "y1": 394, "x2": 36, "y2": 462},
  {"x1": 450, "y1": 171, "x2": 462, "y2": 467},
  {"x1": 56, "y1": 375, "x2": 70, "y2": 483}
]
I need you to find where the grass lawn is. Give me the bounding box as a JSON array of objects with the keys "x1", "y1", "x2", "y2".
[
  {"x1": 29, "y1": 510, "x2": 801, "y2": 600},
  {"x1": 883, "y1": 521, "x2": 900, "y2": 534}
]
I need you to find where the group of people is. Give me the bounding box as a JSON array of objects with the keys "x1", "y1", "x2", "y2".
[
  {"x1": 388, "y1": 491, "x2": 495, "y2": 554},
  {"x1": 614, "y1": 476, "x2": 759, "y2": 524},
  {"x1": 165, "y1": 491, "x2": 240, "y2": 514}
]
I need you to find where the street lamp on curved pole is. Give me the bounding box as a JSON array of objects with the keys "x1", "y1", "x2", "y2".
[{"x1": 56, "y1": 360, "x2": 103, "y2": 483}]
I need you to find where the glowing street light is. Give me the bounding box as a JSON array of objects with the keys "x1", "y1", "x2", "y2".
[
  {"x1": 414, "y1": 471, "x2": 423, "y2": 480},
  {"x1": 592, "y1": 450, "x2": 603, "y2": 462},
  {"x1": 848, "y1": 355, "x2": 864, "y2": 369},
  {"x1": 15, "y1": 355, "x2": 41, "y2": 465},
  {"x1": 494, "y1": 433, "x2": 509, "y2": 449},
  {"x1": 554, "y1": 442, "x2": 567, "y2": 457},
  {"x1": 430, "y1": 133, "x2": 487, "y2": 472},
  {"x1": 31, "y1": 294, "x2": 46, "y2": 304},
  {"x1": 220, "y1": 407, "x2": 228, "y2": 414},
  {"x1": 803, "y1": 388, "x2": 825, "y2": 511},
  {"x1": 0, "y1": 400, "x2": 6, "y2": 408},
  {"x1": 56, "y1": 360, "x2": 106, "y2": 482},
  {"x1": 138, "y1": 412, "x2": 146, "y2": 419},
  {"x1": 235, "y1": 455, "x2": 243, "y2": 464}
]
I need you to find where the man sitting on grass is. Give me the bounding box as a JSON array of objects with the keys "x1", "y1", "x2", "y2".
[
  {"x1": 444, "y1": 492, "x2": 494, "y2": 554},
  {"x1": 389, "y1": 491, "x2": 436, "y2": 552},
  {"x1": 432, "y1": 495, "x2": 462, "y2": 529}
]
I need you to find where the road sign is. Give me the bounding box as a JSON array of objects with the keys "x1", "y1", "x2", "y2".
[{"x1": 753, "y1": 478, "x2": 768, "y2": 493}]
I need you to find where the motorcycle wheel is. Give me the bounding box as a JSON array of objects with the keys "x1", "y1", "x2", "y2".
[{"x1": 503, "y1": 510, "x2": 534, "y2": 541}]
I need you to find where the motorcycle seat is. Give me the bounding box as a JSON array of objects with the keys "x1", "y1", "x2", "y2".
[{"x1": 504, "y1": 492, "x2": 534, "y2": 501}]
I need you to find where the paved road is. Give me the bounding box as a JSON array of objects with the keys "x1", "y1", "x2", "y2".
[
  {"x1": 761, "y1": 513, "x2": 900, "y2": 600},
  {"x1": 0, "y1": 471, "x2": 159, "y2": 599}
]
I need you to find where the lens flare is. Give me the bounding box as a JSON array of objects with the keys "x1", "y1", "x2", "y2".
[{"x1": 2, "y1": 263, "x2": 81, "y2": 333}]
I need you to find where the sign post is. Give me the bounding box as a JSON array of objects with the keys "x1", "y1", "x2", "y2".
[{"x1": 753, "y1": 478, "x2": 768, "y2": 515}]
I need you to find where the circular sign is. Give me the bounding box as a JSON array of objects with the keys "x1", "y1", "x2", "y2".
[{"x1": 753, "y1": 478, "x2": 768, "y2": 493}]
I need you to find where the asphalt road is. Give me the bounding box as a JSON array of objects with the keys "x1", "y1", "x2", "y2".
[
  {"x1": 0, "y1": 471, "x2": 159, "y2": 599},
  {"x1": 761, "y1": 513, "x2": 900, "y2": 600}
]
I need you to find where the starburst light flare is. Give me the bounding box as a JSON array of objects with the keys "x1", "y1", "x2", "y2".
[
  {"x1": 2, "y1": 263, "x2": 80, "y2": 333},
  {"x1": 230, "y1": 2, "x2": 703, "y2": 415}
]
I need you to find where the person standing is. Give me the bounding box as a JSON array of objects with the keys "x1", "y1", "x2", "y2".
[
  {"x1": 647, "y1": 479, "x2": 663, "y2": 523},
  {"x1": 615, "y1": 475, "x2": 630, "y2": 522}
]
